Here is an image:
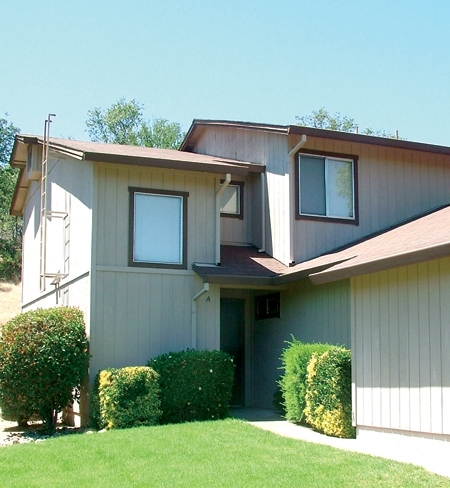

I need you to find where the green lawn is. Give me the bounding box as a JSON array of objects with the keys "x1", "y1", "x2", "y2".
[{"x1": 0, "y1": 419, "x2": 448, "y2": 487}]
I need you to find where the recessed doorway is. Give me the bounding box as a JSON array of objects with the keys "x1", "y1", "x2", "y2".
[{"x1": 220, "y1": 298, "x2": 246, "y2": 406}]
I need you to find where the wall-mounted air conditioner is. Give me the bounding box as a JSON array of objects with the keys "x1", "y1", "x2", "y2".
[{"x1": 26, "y1": 145, "x2": 42, "y2": 181}]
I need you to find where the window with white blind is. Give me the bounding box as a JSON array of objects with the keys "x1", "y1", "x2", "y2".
[{"x1": 129, "y1": 188, "x2": 188, "y2": 269}]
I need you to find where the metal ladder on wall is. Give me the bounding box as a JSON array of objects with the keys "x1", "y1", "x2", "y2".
[{"x1": 39, "y1": 114, "x2": 69, "y2": 292}]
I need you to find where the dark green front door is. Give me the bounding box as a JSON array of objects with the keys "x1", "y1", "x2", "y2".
[{"x1": 220, "y1": 298, "x2": 245, "y2": 406}]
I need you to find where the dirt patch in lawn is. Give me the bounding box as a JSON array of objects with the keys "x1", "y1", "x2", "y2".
[{"x1": 0, "y1": 281, "x2": 21, "y2": 326}]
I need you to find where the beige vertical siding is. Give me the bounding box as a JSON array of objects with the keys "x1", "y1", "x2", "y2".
[
  {"x1": 193, "y1": 127, "x2": 450, "y2": 266},
  {"x1": 292, "y1": 136, "x2": 450, "y2": 263},
  {"x1": 95, "y1": 164, "x2": 217, "y2": 266},
  {"x1": 251, "y1": 279, "x2": 350, "y2": 408},
  {"x1": 22, "y1": 179, "x2": 42, "y2": 304},
  {"x1": 90, "y1": 163, "x2": 221, "y2": 379},
  {"x1": 90, "y1": 269, "x2": 219, "y2": 378},
  {"x1": 22, "y1": 273, "x2": 90, "y2": 322},
  {"x1": 352, "y1": 258, "x2": 450, "y2": 436},
  {"x1": 249, "y1": 173, "x2": 263, "y2": 250},
  {"x1": 195, "y1": 128, "x2": 292, "y2": 264},
  {"x1": 21, "y1": 154, "x2": 93, "y2": 316}
]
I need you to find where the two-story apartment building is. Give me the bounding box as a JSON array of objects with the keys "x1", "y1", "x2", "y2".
[{"x1": 10, "y1": 120, "x2": 450, "y2": 444}]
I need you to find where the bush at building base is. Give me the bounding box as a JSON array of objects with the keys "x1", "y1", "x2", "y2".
[
  {"x1": 91, "y1": 366, "x2": 161, "y2": 430},
  {"x1": 148, "y1": 349, "x2": 234, "y2": 424},
  {"x1": 279, "y1": 339, "x2": 333, "y2": 423},
  {"x1": 0, "y1": 307, "x2": 89, "y2": 434},
  {"x1": 304, "y1": 347, "x2": 355, "y2": 439}
]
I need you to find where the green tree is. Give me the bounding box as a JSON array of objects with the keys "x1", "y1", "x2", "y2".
[
  {"x1": 296, "y1": 107, "x2": 397, "y2": 138},
  {"x1": 86, "y1": 98, "x2": 184, "y2": 149},
  {"x1": 0, "y1": 114, "x2": 21, "y2": 282}
]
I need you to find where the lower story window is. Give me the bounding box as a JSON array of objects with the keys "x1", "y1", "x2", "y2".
[
  {"x1": 129, "y1": 188, "x2": 188, "y2": 269},
  {"x1": 297, "y1": 151, "x2": 357, "y2": 223},
  {"x1": 255, "y1": 293, "x2": 280, "y2": 320}
]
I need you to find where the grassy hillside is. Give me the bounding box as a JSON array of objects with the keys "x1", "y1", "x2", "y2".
[{"x1": 0, "y1": 281, "x2": 21, "y2": 325}]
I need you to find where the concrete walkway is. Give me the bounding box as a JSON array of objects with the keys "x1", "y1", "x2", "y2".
[{"x1": 230, "y1": 408, "x2": 450, "y2": 479}]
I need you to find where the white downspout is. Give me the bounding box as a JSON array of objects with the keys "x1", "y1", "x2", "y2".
[
  {"x1": 191, "y1": 283, "x2": 210, "y2": 349},
  {"x1": 216, "y1": 173, "x2": 231, "y2": 265},
  {"x1": 288, "y1": 134, "x2": 307, "y2": 159},
  {"x1": 258, "y1": 172, "x2": 266, "y2": 253},
  {"x1": 288, "y1": 135, "x2": 307, "y2": 264}
]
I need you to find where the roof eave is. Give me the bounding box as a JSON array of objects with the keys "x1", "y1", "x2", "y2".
[
  {"x1": 273, "y1": 259, "x2": 353, "y2": 285},
  {"x1": 310, "y1": 242, "x2": 450, "y2": 285},
  {"x1": 86, "y1": 151, "x2": 264, "y2": 175},
  {"x1": 192, "y1": 264, "x2": 276, "y2": 286},
  {"x1": 180, "y1": 119, "x2": 450, "y2": 157}
]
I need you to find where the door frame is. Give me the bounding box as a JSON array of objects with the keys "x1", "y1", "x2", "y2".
[{"x1": 220, "y1": 289, "x2": 253, "y2": 406}]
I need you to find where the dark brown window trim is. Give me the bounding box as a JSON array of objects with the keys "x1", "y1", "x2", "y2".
[
  {"x1": 128, "y1": 187, "x2": 189, "y2": 270},
  {"x1": 294, "y1": 149, "x2": 359, "y2": 226},
  {"x1": 220, "y1": 180, "x2": 244, "y2": 220}
]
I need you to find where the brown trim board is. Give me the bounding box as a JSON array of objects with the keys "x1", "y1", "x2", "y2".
[
  {"x1": 128, "y1": 187, "x2": 189, "y2": 270},
  {"x1": 294, "y1": 148, "x2": 359, "y2": 226}
]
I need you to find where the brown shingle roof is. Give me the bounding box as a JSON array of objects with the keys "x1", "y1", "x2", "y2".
[
  {"x1": 287, "y1": 205, "x2": 450, "y2": 284},
  {"x1": 194, "y1": 207, "x2": 450, "y2": 286},
  {"x1": 12, "y1": 135, "x2": 264, "y2": 176},
  {"x1": 9, "y1": 134, "x2": 264, "y2": 216},
  {"x1": 193, "y1": 246, "x2": 288, "y2": 285}
]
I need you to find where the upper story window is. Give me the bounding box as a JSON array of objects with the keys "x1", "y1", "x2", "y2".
[
  {"x1": 220, "y1": 181, "x2": 244, "y2": 219},
  {"x1": 129, "y1": 187, "x2": 188, "y2": 269},
  {"x1": 296, "y1": 150, "x2": 358, "y2": 224}
]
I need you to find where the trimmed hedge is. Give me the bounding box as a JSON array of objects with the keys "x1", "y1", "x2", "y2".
[
  {"x1": 91, "y1": 366, "x2": 161, "y2": 430},
  {"x1": 279, "y1": 340, "x2": 333, "y2": 422},
  {"x1": 148, "y1": 349, "x2": 234, "y2": 424},
  {"x1": 0, "y1": 307, "x2": 89, "y2": 433},
  {"x1": 304, "y1": 347, "x2": 355, "y2": 438}
]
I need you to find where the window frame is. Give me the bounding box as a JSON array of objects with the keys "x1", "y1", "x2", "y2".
[
  {"x1": 255, "y1": 292, "x2": 281, "y2": 320},
  {"x1": 295, "y1": 149, "x2": 359, "y2": 225},
  {"x1": 220, "y1": 180, "x2": 244, "y2": 220},
  {"x1": 128, "y1": 187, "x2": 189, "y2": 270}
]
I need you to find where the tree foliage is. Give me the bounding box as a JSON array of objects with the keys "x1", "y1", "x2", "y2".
[
  {"x1": 86, "y1": 98, "x2": 184, "y2": 149},
  {"x1": 0, "y1": 116, "x2": 19, "y2": 166},
  {"x1": 0, "y1": 114, "x2": 21, "y2": 282},
  {"x1": 296, "y1": 107, "x2": 397, "y2": 138}
]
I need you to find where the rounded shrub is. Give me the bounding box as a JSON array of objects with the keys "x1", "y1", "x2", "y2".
[
  {"x1": 0, "y1": 307, "x2": 89, "y2": 433},
  {"x1": 91, "y1": 366, "x2": 161, "y2": 430},
  {"x1": 304, "y1": 347, "x2": 355, "y2": 438},
  {"x1": 279, "y1": 339, "x2": 333, "y2": 422},
  {"x1": 148, "y1": 349, "x2": 234, "y2": 424}
]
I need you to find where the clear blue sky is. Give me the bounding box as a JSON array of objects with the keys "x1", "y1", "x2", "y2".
[{"x1": 2, "y1": 1, "x2": 450, "y2": 146}]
